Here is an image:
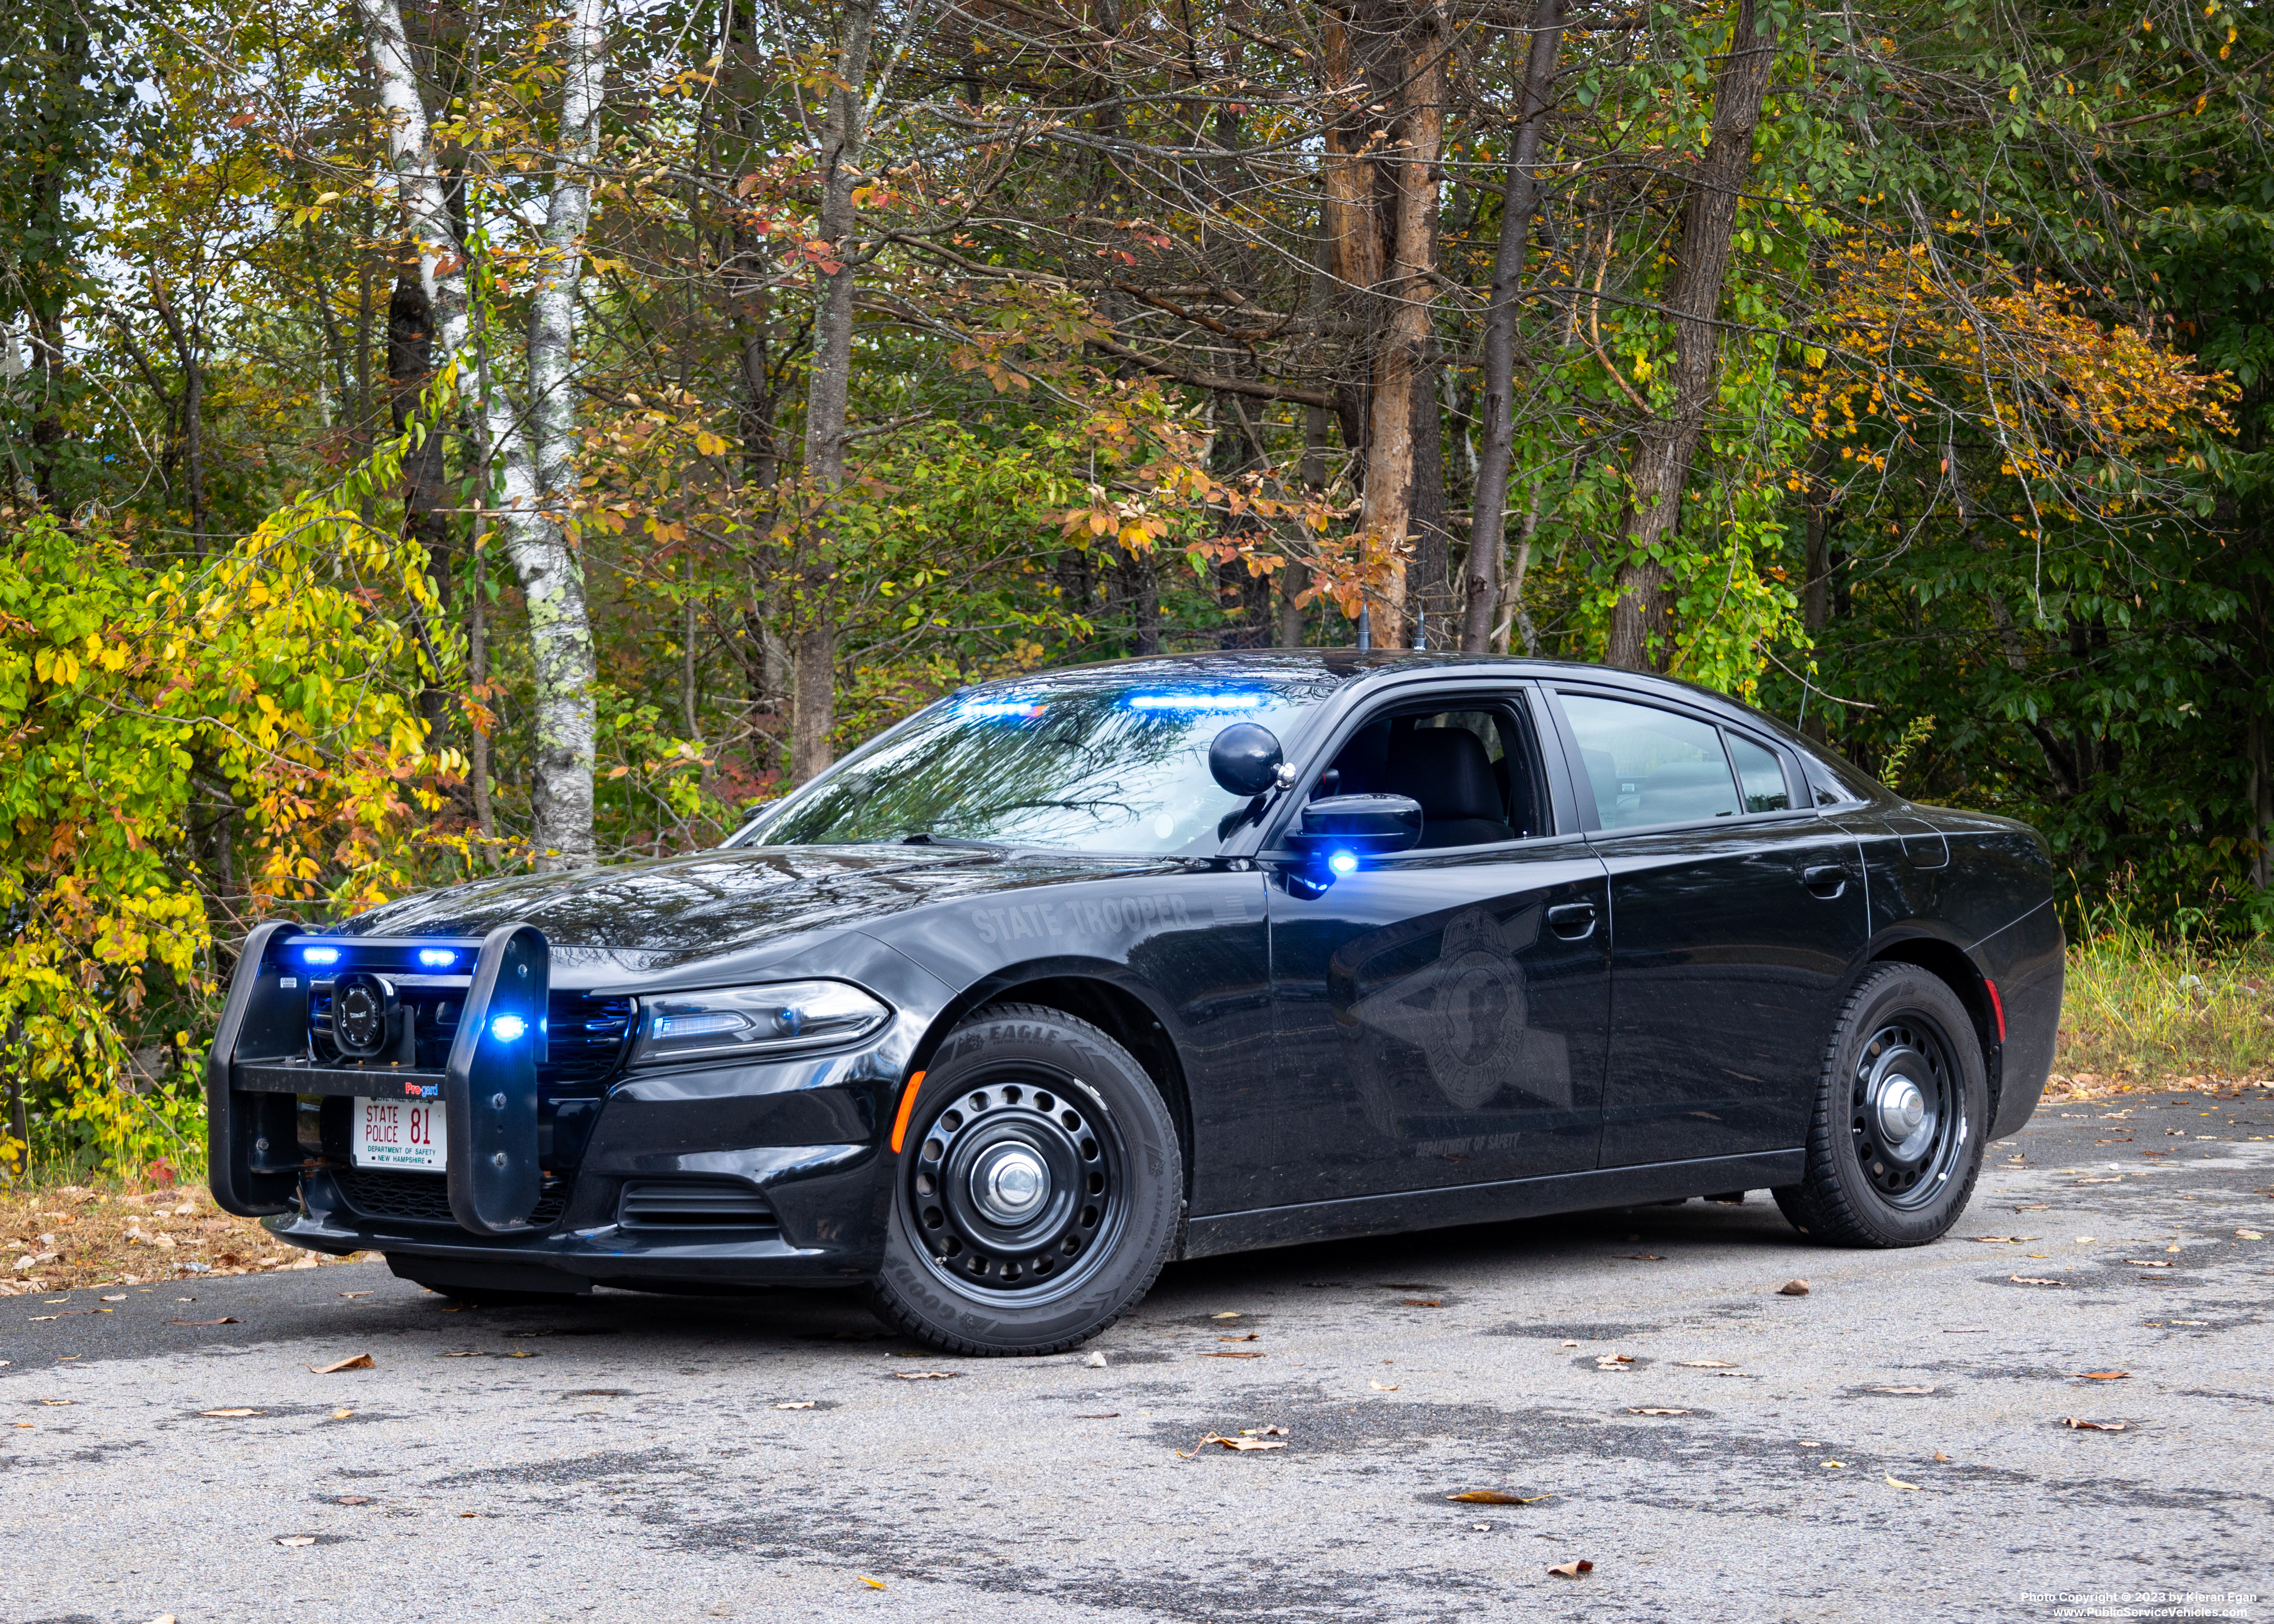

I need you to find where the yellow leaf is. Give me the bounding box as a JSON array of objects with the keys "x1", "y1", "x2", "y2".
[
  {"x1": 1884, "y1": 1473, "x2": 1922, "y2": 1491},
  {"x1": 857, "y1": 1575, "x2": 886, "y2": 1590}
]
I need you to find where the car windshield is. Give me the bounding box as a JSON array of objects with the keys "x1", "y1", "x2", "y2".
[{"x1": 731, "y1": 668, "x2": 1340, "y2": 856}]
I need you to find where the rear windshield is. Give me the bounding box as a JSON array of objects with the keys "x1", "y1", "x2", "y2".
[{"x1": 730, "y1": 670, "x2": 1341, "y2": 856}]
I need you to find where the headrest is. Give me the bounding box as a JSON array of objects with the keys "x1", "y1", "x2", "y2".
[{"x1": 1387, "y1": 728, "x2": 1503, "y2": 821}]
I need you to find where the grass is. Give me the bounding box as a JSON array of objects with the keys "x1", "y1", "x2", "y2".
[
  {"x1": 0, "y1": 1177, "x2": 358, "y2": 1294},
  {"x1": 2049, "y1": 906, "x2": 2274, "y2": 1101}
]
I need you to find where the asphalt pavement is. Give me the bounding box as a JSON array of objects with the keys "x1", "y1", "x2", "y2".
[{"x1": 3, "y1": 1089, "x2": 2269, "y2": 1624}]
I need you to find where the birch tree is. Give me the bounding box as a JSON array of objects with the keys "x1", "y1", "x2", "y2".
[{"x1": 354, "y1": 0, "x2": 607, "y2": 866}]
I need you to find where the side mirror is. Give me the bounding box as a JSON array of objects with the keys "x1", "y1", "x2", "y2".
[
  {"x1": 1209, "y1": 722, "x2": 1284, "y2": 797},
  {"x1": 1288, "y1": 793, "x2": 1423, "y2": 857}
]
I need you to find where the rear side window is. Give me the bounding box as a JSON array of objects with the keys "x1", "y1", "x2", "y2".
[
  {"x1": 1560, "y1": 694, "x2": 1739, "y2": 829},
  {"x1": 1726, "y1": 734, "x2": 1791, "y2": 812}
]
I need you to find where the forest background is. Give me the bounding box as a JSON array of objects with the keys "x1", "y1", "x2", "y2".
[{"x1": 1, "y1": 0, "x2": 2267, "y2": 1175}]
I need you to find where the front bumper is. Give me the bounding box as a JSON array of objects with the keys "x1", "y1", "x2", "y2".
[{"x1": 270, "y1": 1040, "x2": 911, "y2": 1288}]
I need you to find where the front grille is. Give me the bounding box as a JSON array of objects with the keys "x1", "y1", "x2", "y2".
[
  {"x1": 542, "y1": 993, "x2": 635, "y2": 1087},
  {"x1": 617, "y1": 1178, "x2": 778, "y2": 1232},
  {"x1": 305, "y1": 989, "x2": 632, "y2": 1090},
  {"x1": 330, "y1": 1168, "x2": 571, "y2": 1229}
]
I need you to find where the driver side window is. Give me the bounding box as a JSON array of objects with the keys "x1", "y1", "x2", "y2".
[{"x1": 1311, "y1": 699, "x2": 1545, "y2": 849}]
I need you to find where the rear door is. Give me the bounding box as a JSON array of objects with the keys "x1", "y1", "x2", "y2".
[
  {"x1": 1546, "y1": 687, "x2": 1867, "y2": 1167},
  {"x1": 1230, "y1": 685, "x2": 1612, "y2": 1212}
]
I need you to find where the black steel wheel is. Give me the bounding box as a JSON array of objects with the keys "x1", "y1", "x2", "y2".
[
  {"x1": 865, "y1": 1003, "x2": 1181, "y2": 1355},
  {"x1": 1774, "y1": 964, "x2": 1989, "y2": 1247}
]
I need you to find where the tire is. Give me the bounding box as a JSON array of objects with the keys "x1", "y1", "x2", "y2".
[
  {"x1": 1774, "y1": 963, "x2": 1989, "y2": 1248},
  {"x1": 863, "y1": 1003, "x2": 1183, "y2": 1356}
]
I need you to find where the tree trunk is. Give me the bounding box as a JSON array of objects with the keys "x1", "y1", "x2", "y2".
[
  {"x1": 355, "y1": 0, "x2": 607, "y2": 867},
  {"x1": 492, "y1": 0, "x2": 606, "y2": 865},
  {"x1": 150, "y1": 276, "x2": 208, "y2": 553},
  {"x1": 1602, "y1": 0, "x2": 1779, "y2": 671},
  {"x1": 1409, "y1": 367, "x2": 1449, "y2": 648},
  {"x1": 389, "y1": 260, "x2": 453, "y2": 738},
  {"x1": 1323, "y1": 2, "x2": 1448, "y2": 649},
  {"x1": 1463, "y1": 0, "x2": 1564, "y2": 651},
  {"x1": 790, "y1": 0, "x2": 876, "y2": 784}
]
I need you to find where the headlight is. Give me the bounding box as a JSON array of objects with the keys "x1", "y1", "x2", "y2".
[{"x1": 627, "y1": 980, "x2": 890, "y2": 1067}]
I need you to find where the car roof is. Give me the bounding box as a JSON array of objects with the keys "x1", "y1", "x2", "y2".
[{"x1": 961, "y1": 648, "x2": 1777, "y2": 724}]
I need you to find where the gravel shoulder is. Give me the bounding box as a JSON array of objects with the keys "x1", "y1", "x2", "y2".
[{"x1": 3, "y1": 1089, "x2": 2268, "y2": 1623}]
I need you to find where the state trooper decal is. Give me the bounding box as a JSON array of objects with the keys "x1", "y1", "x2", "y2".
[{"x1": 1345, "y1": 904, "x2": 1572, "y2": 1112}]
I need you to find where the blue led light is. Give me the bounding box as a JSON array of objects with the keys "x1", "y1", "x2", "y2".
[
  {"x1": 416, "y1": 948, "x2": 456, "y2": 970},
  {"x1": 490, "y1": 1014, "x2": 528, "y2": 1042},
  {"x1": 1328, "y1": 850, "x2": 1359, "y2": 875},
  {"x1": 1126, "y1": 691, "x2": 1266, "y2": 711},
  {"x1": 302, "y1": 946, "x2": 340, "y2": 966},
  {"x1": 962, "y1": 699, "x2": 1045, "y2": 719}
]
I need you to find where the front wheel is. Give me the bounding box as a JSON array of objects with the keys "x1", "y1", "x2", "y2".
[
  {"x1": 1774, "y1": 963, "x2": 1988, "y2": 1247},
  {"x1": 864, "y1": 1003, "x2": 1183, "y2": 1356}
]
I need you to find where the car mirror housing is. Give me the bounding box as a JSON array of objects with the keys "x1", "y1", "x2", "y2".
[
  {"x1": 1208, "y1": 722, "x2": 1285, "y2": 796},
  {"x1": 1288, "y1": 793, "x2": 1423, "y2": 857}
]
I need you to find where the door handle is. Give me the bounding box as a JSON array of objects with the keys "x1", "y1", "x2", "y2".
[
  {"x1": 1545, "y1": 901, "x2": 1598, "y2": 940},
  {"x1": 1801, "y1": 864, "x2": 1848, "y2": 899}
]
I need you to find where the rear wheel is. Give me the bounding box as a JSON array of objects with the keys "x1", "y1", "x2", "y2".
[
  {"x1": 864, "y1": 1003, "x2": 1182, "y2": 1355},
  {"x1": 1774, "y1": 963, "x2": 1988, "y2": 1248}
]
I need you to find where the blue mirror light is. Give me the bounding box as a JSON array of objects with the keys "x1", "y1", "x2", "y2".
[
  {"x1": 490, "y1": 1014, "x2": 528, "y2": 1042},
  {"x1": 302, "y1": 946, "x2": 340, "y2": 966},
  {"x1": 417, "y1": 948, "x2": 456, "y2": 970},
  {"x1": 1328, "y1": 850, "x2": 1360, "y2": 876}
]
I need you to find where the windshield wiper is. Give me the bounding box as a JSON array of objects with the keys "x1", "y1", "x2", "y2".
[{"x1": 895, "y1": 830, "x2": 1003, "y2": 850}]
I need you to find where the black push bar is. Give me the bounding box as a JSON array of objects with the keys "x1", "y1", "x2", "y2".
[{"x1": 205, "y1": 920, "x2": 553, "y2": 1236}]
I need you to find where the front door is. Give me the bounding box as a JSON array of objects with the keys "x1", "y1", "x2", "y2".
[
  {"x1": 1548, "y1": 687, "x2": 1868, "y2": 1168},
  {"x1": 1227, "y1": 690, "x2": 1614, "y2": 1214}
]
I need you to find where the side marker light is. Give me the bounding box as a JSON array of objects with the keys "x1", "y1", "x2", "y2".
[
  {"x1": 890, "y1": 1071, "x2": 927, "y2": 1154},
  {"x1": 1984, "y1": 978, "x2": 2006, "y2": 1042}
]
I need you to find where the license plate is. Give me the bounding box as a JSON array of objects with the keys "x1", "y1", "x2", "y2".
[{"x1": 353, "y1": 1097, "x2": 447, "y2": 1171}]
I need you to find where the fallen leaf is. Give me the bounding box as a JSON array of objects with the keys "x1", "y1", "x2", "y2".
[
  {"x1": 1083, "y1": 1351, "x2": 1108, "y2": 1368},
  {"x1": 1629, "y1": 1408, "x2": 1691, "y2": 1416},
  {"x1": 1546, "y1": 1560, "x2": 1595, "y2": 1578},
  {"x1": 1778, "y1": 1279, "x2": 1810, "y2": 1296},
  {"x1": 309, "y1": 1354, "x2": 375, "y2": 1374},
  {"x1": 2076, "y1": 1371, "x2": 2130, "y2": 1380},
  {"x1": 1208, "y1": 1350, "x2": 1265, "y2": 1359},
  {"x1": 1675, "y1": 1360, "x2": 1737, "y2": 1368},
  {"x1": 38, "y1": 1398, "x2": 70, "y2": 1406},
  {"x1": 1371, "y1": 1381, "x2": 1400, "y2": 1391},
  {"x1": 1194, "y1": 1434, "x2": 1285, "y2": 1452},
  {"x1": 330, "y1": 1409, "x2": 353, "y2": 1420},
  {"x1": 1239, "y1": 1425, "x2": 1289, "y2": 1436},
  {"x1": 857, "y1": 1576, "x2": 886, "y2": 1590},
  {"x1": 169, "y1": 1317, "x2": 238, "y2": 1326},
  {"x1": 1884, "y1": 1473, "x2": 1922, "y2": 1491},
  {"x1": 1403, "y1": 1298, "x2": 1444, "y2": 1307},
  {"x1": 2009, "y1": 1276, "x2": 2067, "y2": 1286},
  {"x1": 1872, "y1": 1385, "x2": 1937, "y2": 1394},
  {"x1": 1447, "y1": 1490, "x2": 1551, "y2": 1505},
  {"x1": 1821, "y1": 1459, "x2": 1845, "y2": 1468},
  {"x1": 894, "y1": 1371, "x2": 959, "y2": 1380},
  {"x1": 1074, "y1": 1412, "x2": 1120, "y2": 1419},
  {"x1": 1218, "y1": 1332, "x2": 1259, "y2": 1342},
  {"x1": 276, "y1": 1536, "x2": 317, "y2": 1548},
  {"x1": 339, "y1": 1291, "x2": 371, "y2": 1299},
  {"x1": 773, "y1": 1400, "x2": 817, "y2": 1410},
  {"x1": 200, "y1": 1408, "x2": 261, "y2": 1417},
  {"x1": 2062, "y1": 1417, "x2": 2128, "y2": 1431},
  {"x1": 1616, "y1": 1255, "x2": 1663, "y2": 1262},
  {"x1": 2127, "y1": 1260, "x2": 2173, "y2": 1268},
  {"x1": 27, "y1": 1316, "x2": 56, "y2": 1322},
  {"x1": 2237, "y1": 1229, "x2": 2264, "y2": 1241},
  {"x1": 1209, "y1": 1312, "x2": 1242, "y2": 1320},
  {"x1": 99, "y1": 1293, "x2": 126, "y2": 1302},
  {"x1": 335, "y1": 1495, "x2": 371, "y2": 1506}
]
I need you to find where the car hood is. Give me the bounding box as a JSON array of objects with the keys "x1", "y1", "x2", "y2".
[{"x1": 332, "y1": 844, "x2": 1179, "y2": 971}]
